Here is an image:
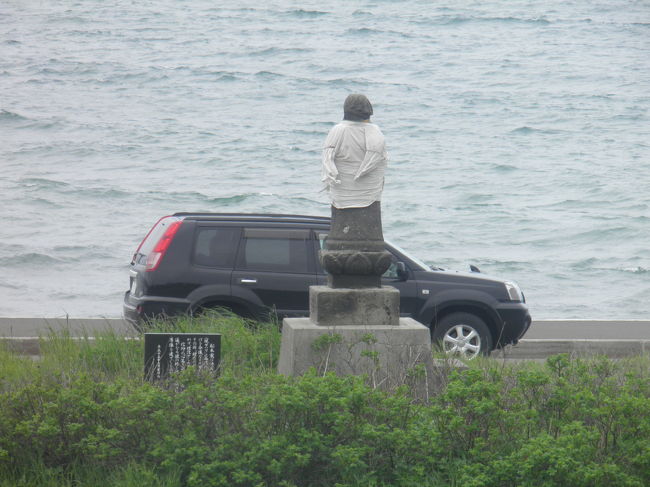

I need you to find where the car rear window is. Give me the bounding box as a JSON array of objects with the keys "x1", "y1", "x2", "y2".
[{"x1": 193, "y1": 226, "x2": 240, "y2": 267}]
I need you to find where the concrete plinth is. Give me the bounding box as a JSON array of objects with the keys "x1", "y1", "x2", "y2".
[
  {"x1": 278, "y1": 317, "x2": 435, "y2": 396},
  {"x1": 309, "y1": 285, "x2": 400, "y2": 327}
]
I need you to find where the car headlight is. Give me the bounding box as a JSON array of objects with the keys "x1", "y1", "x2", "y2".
[{"x1": 504, "y1": 281, "x2": 524, "y2": 302}]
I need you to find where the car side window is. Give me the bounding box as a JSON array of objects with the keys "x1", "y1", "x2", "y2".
[
  {"x1": 193, "y1": 226, "x2": 241, "y2": 268},
  {"x1": 317, "y1": 232, "x2": 403, "y2": 278},
  {"x1": 237, "y1": 228, "x2": 310, "y2": 274}
]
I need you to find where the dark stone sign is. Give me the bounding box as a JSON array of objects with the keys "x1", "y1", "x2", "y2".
[{"x1": 144, "y1": 333, "x2": 221, "y2": 381}]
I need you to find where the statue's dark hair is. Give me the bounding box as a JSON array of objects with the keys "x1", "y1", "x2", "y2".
[{"x1": 343, "y1": 94, "x2": 373, "y2": 121}]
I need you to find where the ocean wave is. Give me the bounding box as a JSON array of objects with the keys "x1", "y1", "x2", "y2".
[
  {"x1": 207, "y1": 194, "x2": 254, "y2": 205},
  {"x1": 52, "y1": 245, "x2": 115, "y2": 261},
  {"x1": 248, "y1": 46, "x2": 314, "y2": 57},
  {"x1": 292, "y1": 129, "x2": 326, "y2": 137},
  {"x1": 30, "y1": 197, "x2": 64, "y2": 209},
  {"x1": 48, "y1": 290, "x2": 99, "y2": 301},
  {"x1": 254, "y1": 71, "x2": 286, "y2": 80},
  {"x1": 0, "y1": 280, "x2": 19, "y2": 290},
  {"x1": 462, "y1": 259, "x2": 532, "y2": 273},
  {"x1": 136, "y1": 191, "x2": 264, "y2": 207},
  {"x1": 511, "y1": 126, "x2": 535, "y2": 134},
  {"x1": 491, "y1": 163, "x2": 517, "y2": 172},
  {"x1": 19, "y1": 178, "x2": 130, "y2": 201},
  {"x1": 0, "y1": 253, "x2": 64, "y2": 267},
  {"x1": 213, "y1": 73, "x2": 240, "y2": 82},
  {"x1": 284, "y1": 9, "x2": 329, "y2": 18},
  {"x1": 73, "y1": 186, "x2": 132, "y2": 200},
  {"x1": 509, "y1": 126, "x2": 568, "y2": 135},
  {"x1": 0, "y1": 109, "x2": 28, "y2": 122},
  {"x1": 46, "y1": 15, "x2": 87, "y2": 24},
  {"x1": 571, "y1": 227, "x2": 636, "y2": 242},
  {"x1": 572, "y1": 257, "x2": 600, "y2": 269},
  {"x1": 204, "y1": 193, "x2": 324, "y2": 208},
  {"x1": 20, "y1": 178, "x2": 71, "y2": 190},
  {"x1": 399, "y1": 14, "x2": 550, "y2": 27},
  {"x1": 346, "y1": 27, "x2": 382, "y2": 36},
  {"x1": 568, "y1": 262, "x2": 649, "y2": 275},
  {"x1": 15, "y1": 118, "x2": 64, "y2": 130},
  {"x1": 620, "y1": 266, "x2": 649, "y2": 274},
  {"x1": 433, "y1": 15, "x2": 551, "y2": 26}
]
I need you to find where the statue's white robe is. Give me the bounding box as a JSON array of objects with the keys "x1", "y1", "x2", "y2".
[{"x1": 321, "y1": 120, "x2": 388, "y2": 209}]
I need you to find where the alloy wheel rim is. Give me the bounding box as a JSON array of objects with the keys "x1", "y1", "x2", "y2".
[{"x1": 442, "y1": 324, "x2": 481, "y2": 359}]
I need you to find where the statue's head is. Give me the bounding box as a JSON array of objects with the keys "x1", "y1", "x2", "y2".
[{"x1": 343, "y1": 94, "x2": 373, "y2": 122}]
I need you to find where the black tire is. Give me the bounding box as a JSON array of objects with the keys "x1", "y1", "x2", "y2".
[{"x1": 432, "y1": 312, "x2": 493, "y2": 359}]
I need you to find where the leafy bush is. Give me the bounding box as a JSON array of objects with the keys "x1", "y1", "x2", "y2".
[{"x1": 1, "y1": 315, "x2": 650, "y2": 486}]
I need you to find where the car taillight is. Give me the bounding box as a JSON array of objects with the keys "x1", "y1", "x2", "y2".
[
  {"x1": 145, "y1": 220, "x2": 183, "y2": 271},
  {"x1": 132, "y1": 216, "x2": 167, "y2": 265}
]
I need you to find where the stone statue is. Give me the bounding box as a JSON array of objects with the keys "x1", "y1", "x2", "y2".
[
  {"x1": 320, "y1": 94, "x2": 392, "y2": 288},
  {"x1": 278, "y1": 94, "x2": 435, "y2": 394}
]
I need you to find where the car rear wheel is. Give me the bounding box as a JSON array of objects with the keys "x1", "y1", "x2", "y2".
[{"x1": 432, "y1": 312, "x2": 492, "y2": 359}]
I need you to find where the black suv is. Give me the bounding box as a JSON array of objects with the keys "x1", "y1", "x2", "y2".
[{"x1": 123, "y1": 213, "x2": 531, "y2": 358}]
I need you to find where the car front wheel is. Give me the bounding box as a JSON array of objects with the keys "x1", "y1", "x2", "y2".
[{"x1": 432, "y1": 312, "x2": 493, "y2": 359}]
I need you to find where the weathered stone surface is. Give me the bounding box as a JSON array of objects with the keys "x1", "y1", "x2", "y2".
[
  {"x1": 324, "y1": 201, "x2": 385, "y2": 252},
  {"x1": 309, "y1": 285, "x2": 399, "y2": 327},
  {"x1": 321, "y1": 250, "x2": 392, "y2": 288},
  {"x1": 278, "y1": 317, "x2": 436, "y2": 397},
  {"x1": 321, "y1": 202, "x2": 392, "y2": 288}
]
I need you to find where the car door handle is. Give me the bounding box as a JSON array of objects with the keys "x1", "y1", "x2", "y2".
[{"x1": 239, "y1": 278, "x2": 257, "y2": 284}]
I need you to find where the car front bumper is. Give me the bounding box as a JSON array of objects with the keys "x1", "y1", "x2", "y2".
[{"x1": 494, "y1": 303, "x2": 532, "y2": 347}]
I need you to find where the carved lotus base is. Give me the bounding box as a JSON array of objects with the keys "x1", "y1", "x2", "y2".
[{"x1": 320, "y1": 249, "x2": 392, "y2": 289}]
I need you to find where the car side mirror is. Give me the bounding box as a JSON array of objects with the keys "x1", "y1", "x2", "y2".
[{"x1": 395, "y1": 262, "x2": 408, "y2": 281}]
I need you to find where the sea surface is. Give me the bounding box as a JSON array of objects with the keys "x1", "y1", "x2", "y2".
[{"x1": 1, "y1": 0, "x2": 648, "y2": 320}]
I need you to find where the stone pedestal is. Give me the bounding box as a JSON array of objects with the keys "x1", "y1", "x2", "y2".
[
  {"x1": 278, "y1": 317, "x2": 435, "y2": 397},
  {"x1": 309, "y1": 285, "x2": 399, "y2": 327},
  {"x1": 276, "y1": 199, "x2": 434, "y2": 396}
]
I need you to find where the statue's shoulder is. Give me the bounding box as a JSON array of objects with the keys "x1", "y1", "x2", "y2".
[
  {"x1": 364, "y1": 123, "x2": 385, "y2": 149},
  {"x1": 324, "y1": 122, "x2": 347, "y2": 147},
  {"x1": 365, "y1": 123, "x2": 383, "y2": 135}
]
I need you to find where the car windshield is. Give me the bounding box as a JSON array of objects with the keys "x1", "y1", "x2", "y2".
[{"x1": 385, "y1": 239, "x2": 431, "y2": 271}]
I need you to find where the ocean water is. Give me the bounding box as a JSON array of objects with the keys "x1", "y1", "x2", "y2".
[{"x1": 1, "y1": 0, "x2": 648, "y2": 320}]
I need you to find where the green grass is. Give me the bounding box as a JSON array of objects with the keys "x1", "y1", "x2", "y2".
[{"x1": 0, "y1": 462, "x2": 182, "y2": 487}]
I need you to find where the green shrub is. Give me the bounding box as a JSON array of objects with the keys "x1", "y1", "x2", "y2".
[{"x1": 1, "y1": 317, "x2": 650, "y2": 487}]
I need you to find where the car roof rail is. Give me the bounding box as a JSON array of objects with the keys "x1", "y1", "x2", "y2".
[{"x1": 171, "y1": 212, "x2": 332, "y2": 224}]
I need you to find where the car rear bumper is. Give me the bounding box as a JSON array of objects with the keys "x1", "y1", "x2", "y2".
[{"x1": 123, "y1": 291, "x2": 191, "y2": 328}]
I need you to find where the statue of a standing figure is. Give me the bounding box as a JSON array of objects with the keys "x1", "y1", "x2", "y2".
[
  {"x1": 320, "y1": 94, "x2": 393, "y2": 288},
  {"x1": 278, "y1": 95, "x2": 434, "y2": 388}
]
